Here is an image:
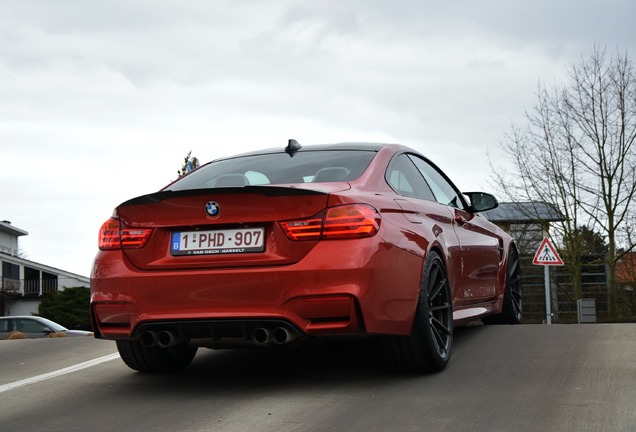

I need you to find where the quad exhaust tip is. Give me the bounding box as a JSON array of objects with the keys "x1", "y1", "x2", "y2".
[
  {"x1": 140, "y1": 330, "x2": 157, "y2": 348},
  {"x1": 140, "y1": 325, "x2": 302, "y2": 348},
  {"x1": 251, "y1": 328, "x2": 272, "y2": 345},
  {"x1": 140, "y1": 329, "x2": 179, "y2": 348},
  {"x1": 252, "y1": 327, "x2": 299, "y2": 345},
  {"x1": 272, "y1": 327, "x2": 292, "y2": 344},
  {"x1": 156, "y1": 330, "x2": 178, "y2": 348}
]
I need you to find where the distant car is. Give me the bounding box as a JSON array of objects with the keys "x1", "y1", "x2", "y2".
[
  {"x1": 0, "y1": 316, "x2": 93, "y2": 339},
  {"x1": 90, "y1": 141, "x2": 522, "y2": 373}
]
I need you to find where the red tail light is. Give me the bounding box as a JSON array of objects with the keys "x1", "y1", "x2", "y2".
[
  {"x1": 279, "y1": 216, "x2": 324, "y2": 241},
  {"x1": 280, "y1": 204, "x2": 380, "y2": 241},
  {"x1": 98, "y1": 218, "x2": 153, "y2": 250},
  {"x1": 322, "y1": 205, "x2": 381, "y2": 239}
]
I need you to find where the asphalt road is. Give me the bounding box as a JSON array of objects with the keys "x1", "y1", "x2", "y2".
[{"x1": 0, "y1": 324, "x2": 635, "y2": 432}]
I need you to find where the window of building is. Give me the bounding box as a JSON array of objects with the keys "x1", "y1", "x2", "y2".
[
  {"x1": 24, "y1": 266, "x2": 40, "y2": 296},
  {"x1": 42, "y1": 272, "x2": 58, "y2": 294},
  {"x1": 1, "y1": 261, "x2": 20, "y2": 292}
]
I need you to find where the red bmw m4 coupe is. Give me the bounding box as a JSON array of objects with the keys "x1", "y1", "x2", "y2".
[{"x1": 90, "y1": 141, "x2": 522, "y2": 373}]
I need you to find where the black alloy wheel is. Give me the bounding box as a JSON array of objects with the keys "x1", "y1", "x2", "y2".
[
  {"x1": 506, "y1": 248, "x2": 523, "y2": 322},
  {"x1": 382, "y1": 251, "x2": 453, "y2": 373},
  {"x1": 484, "y1": 247, "x2": 523, "y2": 325}
]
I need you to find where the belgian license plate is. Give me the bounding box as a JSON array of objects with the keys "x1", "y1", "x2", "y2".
[{"x1": 170, "y1": 227, "x2": 265, "y2": 256}]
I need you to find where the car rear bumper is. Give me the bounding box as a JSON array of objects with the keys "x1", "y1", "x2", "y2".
[{"x1": 90, "y1": 239, "x2": 423, "y2": 343}]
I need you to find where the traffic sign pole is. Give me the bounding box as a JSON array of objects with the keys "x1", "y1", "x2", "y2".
[
  {"x1": 533, "y1": 237, "x2": 563, "y2": 326},
  {"x1": 544, "y1": 265, "x2": 552, "y2": 325}
]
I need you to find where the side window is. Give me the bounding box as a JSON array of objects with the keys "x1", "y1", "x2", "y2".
[
  {"x1": 386, "y1": 154, "x2": 436, "y2": 201},
  {"x1": 408, "y1": 155, "x2": 465, "y2": 209},
  {"x1": 17, "y1": 319, "x2": 46, "y2": 333}
]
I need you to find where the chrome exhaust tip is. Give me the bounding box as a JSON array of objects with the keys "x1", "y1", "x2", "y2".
[
  {"x1": 156, "y1": 330, "x2": 178, "y2": 348},
  {"x1": 272, "y1": 327, "x2": 291, "y2": 345},
  {"x1": 251, "y1": 328, "x2": 272, "y2": 345},
  {"x1": 140, "y1": 330, "x2": 157, "y2": 348}
]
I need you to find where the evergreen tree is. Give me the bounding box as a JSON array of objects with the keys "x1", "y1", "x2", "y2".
[{"x1": 37, "y1": 287, "x2": 91, "y2": 330}]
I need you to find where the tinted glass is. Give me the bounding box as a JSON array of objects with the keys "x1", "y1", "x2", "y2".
[
  {"x1": 36, "y1": 317, "x2": 67, "y2": 331},
  {"x1": 17, "y1": 319, "x2": 47, "y2": 333},
  {"x1": 167, "y1": 150, "x2": 376, "y2": 191},
  {"x1": 408, "y1": 155, "x2": 465, "y2": 209},
  {"x1": 386, "y1": 154, "x2": 436, "y2": 201}
]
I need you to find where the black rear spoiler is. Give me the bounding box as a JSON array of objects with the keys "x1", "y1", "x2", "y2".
[{"x1": 119, "y1": 186, "x2": 326, "y2": 207}]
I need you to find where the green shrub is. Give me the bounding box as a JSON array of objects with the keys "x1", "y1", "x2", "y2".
[{"x1": 37, "y1": 286, "x2": 91, "y2": 330}]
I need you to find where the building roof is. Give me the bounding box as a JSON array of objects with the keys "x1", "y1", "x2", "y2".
[
  {"x1": 482, "y1": 202, "x2": 564, "y2": 223},
  {"x1": 0, "y1": 220, "x2": 28, "y2": 237}
]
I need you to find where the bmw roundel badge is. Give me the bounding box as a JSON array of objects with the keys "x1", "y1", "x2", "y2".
[{"x1": 205, "y1": 201, "x2": 220, "y2": 217}]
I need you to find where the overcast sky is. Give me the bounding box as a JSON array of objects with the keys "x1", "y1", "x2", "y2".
[{"x1": 1, "y1": 0, "x2": 635, "y2": 277}]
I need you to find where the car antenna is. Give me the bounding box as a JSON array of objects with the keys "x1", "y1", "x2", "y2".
[{"x1": 286, "y1": 139, "x2": 302, "y2": 155}]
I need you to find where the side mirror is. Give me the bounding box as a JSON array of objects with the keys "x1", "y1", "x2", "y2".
[
  {"x1": 464, "y1": 192, "x2": 499, "y2": 212},
  {"x1": 42, "y1": 326, "x2": 53, "y2": 335}
]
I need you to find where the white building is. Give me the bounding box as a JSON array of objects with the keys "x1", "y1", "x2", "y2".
[{"x1": 0, "y1": 220, "x2": 89, "y2": 316}]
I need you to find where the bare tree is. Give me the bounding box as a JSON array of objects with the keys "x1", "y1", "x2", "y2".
[
  {"x1": 492, "y1": 45, "x2": 636, "y2": 317},
  {"x1": 491, "y1": 78, "x2": 589, "y2": 301},
  {"x1": 176, "y1": 150, "x2": 200, "y2": 179}
]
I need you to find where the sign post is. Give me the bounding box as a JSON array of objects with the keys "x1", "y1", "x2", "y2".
[{"x1": 532, "y1": 238, "x2": 564, "y2": 325}]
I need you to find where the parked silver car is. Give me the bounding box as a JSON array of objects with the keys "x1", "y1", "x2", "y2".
[{"x1": 0, "y1": 316, "x2": 93, "y2": 339}]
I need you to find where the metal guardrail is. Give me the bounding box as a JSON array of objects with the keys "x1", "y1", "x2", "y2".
[{"x1": 1, "y1": 277, "x2": 22, "y2": 293}]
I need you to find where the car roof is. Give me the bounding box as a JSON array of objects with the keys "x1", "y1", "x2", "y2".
[
  {"x1": 212, "y1": 142, "x2": 390, "y2": 162},
  {"x1": 0, "y1": 315, "x2": 67, "y2": 329}
]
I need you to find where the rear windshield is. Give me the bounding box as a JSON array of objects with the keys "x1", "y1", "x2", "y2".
[{"x1": 166, "y1": 150, "x2": 376, "y2": 191}]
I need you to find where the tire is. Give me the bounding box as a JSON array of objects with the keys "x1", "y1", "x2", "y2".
[
  {"x1": 116, "y1": 339, "x2": 198, "y2": 373},
  {"x1": 382, "y1": 251, "x2": 453, "y2": 373},
  {"x1": 483, "y1": 247, "x2": 523, "y2": 325}
]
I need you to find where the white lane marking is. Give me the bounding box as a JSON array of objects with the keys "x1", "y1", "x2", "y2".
[{"x1": 0, "y1": 352, "x2": 120, "y2": 394}]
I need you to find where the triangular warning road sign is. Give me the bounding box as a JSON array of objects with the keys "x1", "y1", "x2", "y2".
[{"x1": 533, "y1": 238, "x2": 564, "y2": 266}]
